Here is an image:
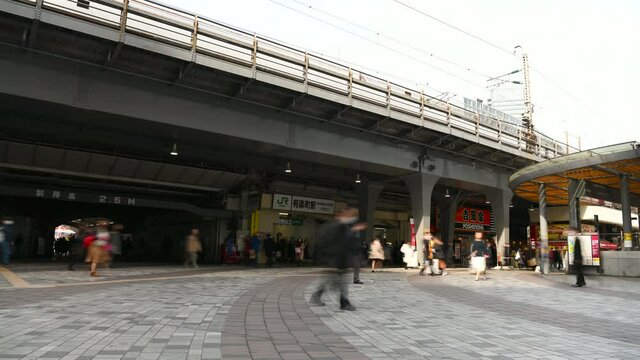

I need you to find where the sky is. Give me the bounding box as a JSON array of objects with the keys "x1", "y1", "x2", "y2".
[{"x1": 168, "y1": 0, "x2": 639, "y2": 150}]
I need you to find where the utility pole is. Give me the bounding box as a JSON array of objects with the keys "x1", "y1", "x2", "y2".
[
  {"x1": 521, "y1": 53, "x2": 533, "y2": 132},
  {"x1": 516, "y1": 46, "x2": 536, "y2": 153}
]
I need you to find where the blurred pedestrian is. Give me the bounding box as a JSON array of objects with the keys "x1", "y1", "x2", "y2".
[
  {"x1": 0, "y1": 218, "x2": 14, "y2": 267},
  {"x1": 419, "y1": 233, "x2": 434, "y2": 276},
  {"x1": 515, "y1": 249, "x2": 526, "y2": 270},
  {"x1": 250, "y1": 233, "x2": 261, "y2": 266},
  {"x1": 352, "y1": 232, "x2": 364, "y2": 284},
  {"x1": 310, "y1": 207, "x2": 365, "y2": 311},
  {"x1": 433, "y1": 237, "x2": 448, "y2": 276},
  {"x1": 400, "y1": 241, "x2": 415, "y2": 269},
  {"x1": 185, "y1": 228, "x2": 202, "y2": 268},
  {"x1": 295, "y1": 238, "x2": 305, "y2": 266},
  {"x1": 572, "y1": 230, "x2": 586, "y2": 287},
  {"x1": 86, "y1": 224, "x2": 110, "y2": 277},
  {"x1": 470, "y1": 232, "x2": 488, "y2": 281},
  {"x1": 369, "y1": 235, "x2": 385, "y2": 272},
  {"x1": 264, "y1": 233, "x2": 275, "y2": 267},
  {"x1": 67, "y1": 228, "x2": 84, "y2": 271}
]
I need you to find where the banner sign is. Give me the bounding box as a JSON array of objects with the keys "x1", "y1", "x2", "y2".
[
  {"x1": 454, "y1": 207, "x2": 492, "y2": 232},
  {"x1": 410, "y1": 218, "x2": 416, "y2": 249}
]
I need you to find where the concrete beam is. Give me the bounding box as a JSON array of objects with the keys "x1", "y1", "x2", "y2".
[{"x1": 0, "y1": 48, "x2": 515, "y2": 189}]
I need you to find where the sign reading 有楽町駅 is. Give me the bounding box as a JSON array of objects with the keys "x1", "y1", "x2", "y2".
[
  {"x1": 291, "y1": 196, "x2": 334, "y2": 214},
  {"x1": 272, "y1": 194, "x2": 334, "y2": 214}
]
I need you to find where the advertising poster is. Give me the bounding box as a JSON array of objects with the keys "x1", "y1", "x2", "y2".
[
  {"x1": 591, "y1": 234, "x2": 600, "y2": 266},
  {"x1": 568, "y1": 234, "x2": 599, "y2": 266}
]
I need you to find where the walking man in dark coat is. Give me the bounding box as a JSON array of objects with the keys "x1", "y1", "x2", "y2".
[
  {"x1": 572, "y1": 232, "x2": 586, "y2": 287},
  {"x1": 310, "y1": 207, "x2": 366, "y2": 311}
]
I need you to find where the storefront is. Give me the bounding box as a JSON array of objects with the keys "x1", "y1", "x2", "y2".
[
  {"x1": 244, "y1": 194, "x2": 337, "y2": 263},
  {"x1": 242, "y1": 193, "x2": 410, "y2": 265},
  {"x1": 433, "y1": 206, "x2": 495, "y2": 265}
]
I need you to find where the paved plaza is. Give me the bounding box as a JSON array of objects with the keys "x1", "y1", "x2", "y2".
[{"x1": 0, "y1": 264, "x2": 639, "y2": 360}]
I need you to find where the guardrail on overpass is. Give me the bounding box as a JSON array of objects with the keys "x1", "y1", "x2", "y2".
[{"x1": 1, "y1": 0, "x2": 579, "y2": 160}]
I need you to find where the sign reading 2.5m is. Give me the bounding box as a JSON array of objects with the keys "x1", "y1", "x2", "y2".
[{"x1": 98, "y1": 195, "x2": 136, "y2": 205}]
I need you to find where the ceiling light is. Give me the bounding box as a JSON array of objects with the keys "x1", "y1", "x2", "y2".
[
  {"x1": 529, "y1": 205, "x2": 535, "y2": 211},
  {"x1": 279, "y1": 212, "x2": 289, "y2": 216},
  {"x1": 485, "y1": 200, "x2": 491, "y2": 204},
  {"x1": 285, "y1": 162, "x2": 292, "y2": 174},
  {"x1": 509, "y1": 201, "x2": 514, "y2": 208},
  {"x1": 355, "y1": 174, "x2": 362, "y2": 184},
  {"x1": 445, "y1": 189, "x2": 450, "y2": 198},
  {"x1": 170, "y1": 142, "x2": 178, "y2": 156}
]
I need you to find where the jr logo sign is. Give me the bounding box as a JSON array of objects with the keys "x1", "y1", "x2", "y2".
[{"x1": 272, "y1": 194, "x2": 292, "y2": 210}]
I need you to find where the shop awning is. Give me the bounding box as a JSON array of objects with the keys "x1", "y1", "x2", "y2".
[{"x1": 509, "y1": 142, "x2": 640, "y2": 205}]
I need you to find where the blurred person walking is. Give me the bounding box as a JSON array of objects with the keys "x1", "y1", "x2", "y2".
[
  {"x1": 185, "y1": 228, "x2": 202, "y2": 268},
  {"x1": 0, "y1": 218, "x2": 14, "y2": 267},
  {"x1": 67, "y1": 228, "x2": 84, "y2": 271},
  {"x1": 352, "y1": 232, "x2": 365, "y2": 284},
  {"x1": 433, "y1": 237, "x2": 448, "y2": 276},
  {"x1": 419, "y1": 233, "x2": 434, "y2": 276},
  {"x1": 264, "y1": 233, "x2": 275, "y2": 267},
  {"x1": 86, "y1": 224, "x2": 110, "y2": 277},
  {"x1": 572, "y1": 231, "x2": 586, "y2": 287},
  {"x1": 310, "y1": 207, "x2": 365, "y2": 311},
  {"x1": 400, "y1": 241, "x2": 417, "y2": 269},
  {"x1": 250, "y1": 233, "x2": 261, "y2": 266},
  {"x1": 369, "y1": 235, "x2": 385, "y2": 272},
  {"x1": 470, "y1": 232, "x2": 488, "y2": 281}
]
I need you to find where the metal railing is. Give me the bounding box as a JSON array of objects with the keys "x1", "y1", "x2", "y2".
[{"x1": 4, "y1": 0, "x2": 581, "y2": 159}]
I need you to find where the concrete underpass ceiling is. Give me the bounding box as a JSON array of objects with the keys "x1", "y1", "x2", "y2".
[
  {"x1": 0, "y1": 91, "x2": 508, "y2": 210},
  {"x1": 0, "y1": 94, "x2": 412, "y2": 194},
  {"x1": 0, "y1": 10, "x2": 534, "y2": 172},
  {"x1": 0, "y1": 140, "x2": 247, "y2": 192},
  {"x1": 0, "y1": 8, "x2": 537, "y2": 209}
]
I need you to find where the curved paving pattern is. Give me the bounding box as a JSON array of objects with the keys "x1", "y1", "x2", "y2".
[
  {"x1": 221, "y1": 275, "x2": 367, "y2": 360},
  {"x1": 1, "y1": 266, "x2": 640, "y2": 359},
  {"x1": 307, "y1": 269, "x2": 640, "y2": 360}
]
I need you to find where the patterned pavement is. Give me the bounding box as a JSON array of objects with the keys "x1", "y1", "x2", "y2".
[{"x1": 0, "y1": 264, "x2": 639, "y2": 359}]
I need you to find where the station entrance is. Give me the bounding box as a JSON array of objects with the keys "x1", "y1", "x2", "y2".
[
  {"x1": 0, "y1": 140, "x2": 243, "y2": 265},
  {"x1": 0, "y1": 194, "x2": 230, "y2": 264}
]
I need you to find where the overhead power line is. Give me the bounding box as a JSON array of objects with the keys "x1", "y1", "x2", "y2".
[
  {"x1": 266, "y1": 0, "x2": 513, "y2": 101},
  {"x1": 286, "y1": 0, "x2": 493, "y2": 79},
  {"x1": 391, "y1": 0, "x2": 612, "y2": 124},
  {"x1": 391, "y1": 0, "x2": 516, "y2": 58}
]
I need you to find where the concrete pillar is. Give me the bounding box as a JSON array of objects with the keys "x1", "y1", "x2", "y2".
[
  {"x1": 568, "y1": 179, "x2": 585, "y2": 230},
  {"x1": 485, "y1": 187, "x2": 513, "y2": 268},
  {"x1": 437, "y1": 193, "x2": 458, "y2": 266},
  {"x1": 356, "y1": 179, "x2": 384, "y2": 243},
  {"x1": 621, "y1": 174, "x2": 633, "y2": 250},
  {"x1": 239, "y1": 188, "x2": 250, "y2": 232},
  {"x1": 404, "y1": 173, "x2": 440, "y2": 267},
  {"x1": 538, "y1": 183, "x2": 550, "y2": 274}
]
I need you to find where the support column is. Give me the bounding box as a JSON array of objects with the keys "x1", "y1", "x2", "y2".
[
  {"x1": 486, "y1": 188, "x2": 513, "y2": 269},
  {"x1": 438, "y1": 192, "x2": 458, "y2": 266},
  {"x1": 568, "y1": 179, "x2": 585, "y2": 230},
  {"x1": 356, "y1": 179, "x2": 384, "y2": 243},
  {"x1": 404, "y1": 173, "x2": 440, "y2": 267},
  {"x1": 538, "y1": 184, "x2": 550, "y2": 274},
  {"x1": 621, "y1": 174, "x2": 633, "y2": 250}
]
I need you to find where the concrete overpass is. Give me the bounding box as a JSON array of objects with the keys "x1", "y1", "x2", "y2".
[{"x1": 0, "y1": 0, "x2": 578, "y2": 262}]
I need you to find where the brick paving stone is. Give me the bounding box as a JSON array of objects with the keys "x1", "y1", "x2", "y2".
[{"x1": 2, "y1": 265, "x2": 640, "y2": 359}]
